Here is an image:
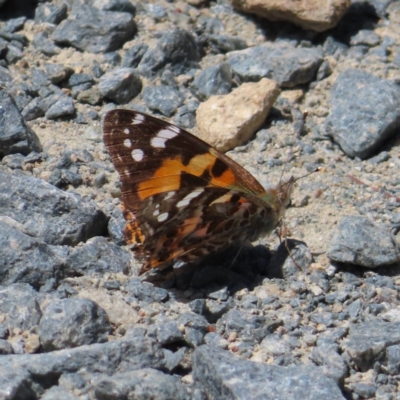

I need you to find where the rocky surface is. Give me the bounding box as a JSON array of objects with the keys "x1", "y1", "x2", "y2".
[{"x1": 0, "y1": 0, "x2": 399, "y2": 399}]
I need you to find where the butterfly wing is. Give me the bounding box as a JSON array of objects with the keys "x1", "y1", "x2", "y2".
[{"x1": 103, "y1": 109, "x2": 282, "y2": 273}]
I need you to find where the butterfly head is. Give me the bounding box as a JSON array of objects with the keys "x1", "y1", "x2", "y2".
[
  {"x1": 259, "y1": 175, "x2": 294, "y2": 219},
  {"x1": 276, "y1": 176, "x2": 295, "y2": 210}
]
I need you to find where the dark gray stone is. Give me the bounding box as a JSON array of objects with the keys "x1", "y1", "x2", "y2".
[
  {"x1": 41, "y1": 386, "x2": 78, "y2": 400},
  {"x1": 68, "y1": 73, "x2": 95, "y2": 87},
  {"x1": 0, "y1": 338, "x2": 164, "y2": 398},
  {"x1": 156, "y1": 321, "x2": 184, "y2": 345},
  {"x1": 191, "y1": 63, "x2": 232, "y2": 100},
  {"x1": 341, "y1": 321, "x2": 400, "y2": 371},
  {"x1": 32, "y1": 30, "x2": 60, "y2": 56},
  {"x1": 0, "y1": 284, "x2": 41, "y2": 331},
  {"x1": 93, "y1": 368, "x2": 189, "y2": 399},
  {"x1": 0, "y1": 91, "x2": 42, "y2": 156},
  {"x1": 122, "y1": 43, "x2": 148, "y2": 68},
  {"x1": 0, "y1": 324, "x2": 8, "y2": 339},
  {"x1": 66, "y1": 236, "x2": 131, "y2": 275},
  {"x1": 35, "y1": 3, "x2": 68, "y2": 25},
  {"x1": 126, "y1": 278, "x2": 169, "y2": 303},
  {"x1": 205, "y1": 299, "x2": 232, "y2": 323},
  {"x1": 348, "y1": 383, "x2": 376, "y2": 398},
  {"x1": 143, "y1": 85, "x2": 184, "y2": 116},
  {"x1": 1, "y1": 153, "x2": 25, "y2": 169},
  {"x1": 13, "y1": 92, "x2": 32, "y2": 111},
  {"x1": 145, "y1": 3, "x2": 167, "y2": 20},
  {"x1": 107, "y1": 209, "x2": 126, "y2": 246},
  {"x1": 52, "y1": 5, "x2": 136, "y2": 53},
  {"x1": 39, "y1": 298, "x2": 110, "y2": 351},
  {"x1": 327, "y1": 216, "x2": 399, "y2": 268},
  {"x1": 163, "y1": 347, "x2": 186, "y2": 372},
  {"x1": 350, "y1": 29, "x2": 381, "y2": 47},
  {"x1": 22, "y1": 97, "x2": 46, "y2": 121},
  {"x1": 0, "y1": 171, "x2": 108, "y2": 246},
  {"x1": 98, "y1": 67, "x2": 142, "y2": 104},
  {"x1": 45, "y1": 64, "x2": 72, "y2": 85},
  {"x1": 386, "y1": 344, "x2": 400, "y2": 375},
  {"x1": 225, "y1": 309, "x2": 281, "y2": 342},
  {"x1": 178, "y1": 313, "x2": 208, "y2": 347},
  {"x1": 173, "y1": 99, "x2": 199, "y2": 129},
  {"x1": 368, "y1": 150, "x2": 390, "y2": 164},
  {"x1": 5, "y1": 44, "x2": 23, "y2": 64},
  {"x1": 45, "y1": 96, "x2": 75, "y2": 119},
  {"x1": 310, "y1": 342, "x2": 348, "y2": 385},
  {"x1": 345, "y1": 299, "x2": 362, "y2": 321},
  {"x1": 77, "y1": 87, "x2": 103, "y2": 105},
  {"x1": 198, "y1": 17, "x2": 224, "y2": 35},
  {"x1": 138, "y1": 29, "x2": 200, "y2": 77},
  {"x1": 2, "y1": 17, "x2": 26, "y2": 33},
  {"x1": 0, "y1": 339, "x2": 14, "y2": 355},
  {"x1": 192, "y1": 345, "x2": 345, "y2": 399},
  {"x1": 93, "y1": 172, "x2": 107, "y2": 188},
  {"x1": 103, "y1": 51, "x2": 122, "y2": 66},
  {"x1": 0, "y1": 66, "x2": 11, "y2": 88},
  {"x1": 324, "y1": 69, "x2": 400, "y2": 159},
  {"x1": 62, "y1": 169, "x2": 83, "y2": 187},
  {"x1": 227, "y1": 44, "x2": 323, "y2": 87},
  {"x1": 208, "y1": 34, "x2": 247, "y2": 53},
  {"x1": 0, "y1": 219, "x2": 65, "y2": 289},
  {"x1": 94, "y1": 0, "x2": 136, "y2": 14},
  {"x1": 204, "y1": 332, "x2": 228, "y2": 349}
]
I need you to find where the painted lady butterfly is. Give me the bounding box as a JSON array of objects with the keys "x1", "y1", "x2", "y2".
[{"x1": 103, "y1": 109, "x2": 294, "y2": 275}]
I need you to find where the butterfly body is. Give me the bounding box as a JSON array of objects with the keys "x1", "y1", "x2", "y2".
[{"x1": 103, "y1": 109, "x2": 293, "y2": 274}]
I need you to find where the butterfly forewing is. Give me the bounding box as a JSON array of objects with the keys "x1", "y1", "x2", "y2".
[{"x1": 103, "y1": 109, "x2": 287, "y2": 273}]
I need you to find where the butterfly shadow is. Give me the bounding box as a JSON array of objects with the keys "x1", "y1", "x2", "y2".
[{"x1": 144, "y1": 239, "x2": 310, "y2": 296}]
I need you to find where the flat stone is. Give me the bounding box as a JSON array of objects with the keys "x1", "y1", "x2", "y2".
[
  {"x1": 98, "y1": 67, "x2": 142, "y2": 104},
  {"x1": 52, "y1": 4, "x2": 136, "y2": 53},
  {"x1": 0, "y1": 91, "x2": 42, "y2": 156},
  {"x1": 0, "y1": 171, "x2": 108, "y2": 246},
  {"x1": 231, "y1": 0, "x2": 350, "y2": 32},
  {"x1": 193, "y1": 345, "x2": 345, "y2": 399},
  {"x1": 341, "y1": 321, "x2": 400, "y2": 371},
  {"x1": 327, "y1": 215, "x2": 399, "y2": 268},
  {"x1": 93, "y1": 368, "x2": 189, "y2": 399},
  {"x1": 325, "y1": 69, "x2": 400, "y2": 159},
  {"x1": 196, "y1": 78, "x2": 280, "y2": 151},
  {"x1": 227, "y1": 44, "x2": 323, "y2": 87},
  {"x1": 39, "y1": 298, "x2": 110, "y2": 351}
]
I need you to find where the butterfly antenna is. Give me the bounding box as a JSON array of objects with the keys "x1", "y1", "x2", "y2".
[
  {"x1": 293, "y1": 166, "x2": 321, "y2": 184},
  {"x1": 278, "y1": 110, "x2": 308, "y2": 185},
  {"x1": 228, "y1": 244, "x2": 245, "y2": 269}
]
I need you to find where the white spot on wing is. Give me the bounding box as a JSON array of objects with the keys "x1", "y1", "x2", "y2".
[
  {"x1": 132, "y1": 114, "x2": 145, "y2": 124},
  {"x1": 164, "y1": 191, "x2": 175, "y2": 200},
  {"x1": 169, "y1": 125, "x2": 180, "y2": 133},
  {"x1": 159, "y1": 128, "x2": 179, "y2": 139},
  {"x1": 157, "y1": 212, "x2": 169, "y2": 222},
  {"x1": 177, "y1": 190, "x2": 203, "y2": 208},
  {"x1": 150, "y1": 128, "x2": 179, "y2": 148},
  {"x1": 153, "y1": 209, "x2": 160, "y2": 216},
  {"x1": 124, "y1": 139, "x2": 132, "y2": 148},
  {"x1": 131, "y1": 149, "x2": 144, "y2": 162},
  {"x1": 124, "y1": 128, "x2": 130, "y2": 134},
  {"x1": 151, "y1": 136, "x2": 167, "y2": 148}
]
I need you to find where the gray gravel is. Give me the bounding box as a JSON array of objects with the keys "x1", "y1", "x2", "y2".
[{"x1": 0, "y1": 0, "x2": 399, "y2": 399}]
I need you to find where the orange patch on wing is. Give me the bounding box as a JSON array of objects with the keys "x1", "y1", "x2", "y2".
[
  {"x1": 210, "y1": 169, "x2": 236, "y2": 187},
  {"x1": 137, "y1": 153, "x2": 238, "y2": 200}
]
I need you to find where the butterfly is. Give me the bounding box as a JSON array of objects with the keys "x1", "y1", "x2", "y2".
[{"x1": 103, "y1": 109, "x2": 294, "y2": 275}]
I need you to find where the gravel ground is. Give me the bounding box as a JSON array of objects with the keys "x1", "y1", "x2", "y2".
[{"x1": 0, "y1": 0, "x2": 400, "y2": 399}]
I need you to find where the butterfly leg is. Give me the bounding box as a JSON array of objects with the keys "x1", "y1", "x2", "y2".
[{"x1": 276, "y1": 218, "x2": 302, "y2": 271}]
